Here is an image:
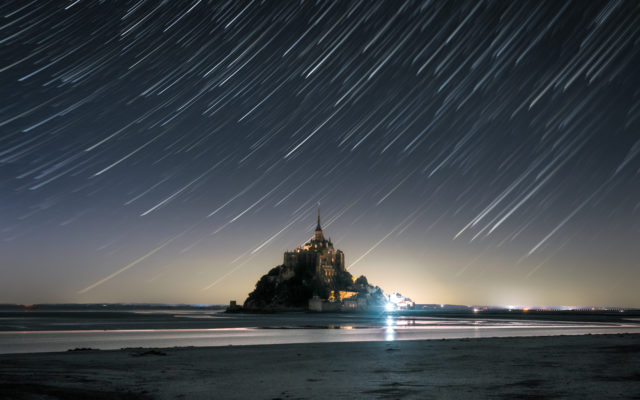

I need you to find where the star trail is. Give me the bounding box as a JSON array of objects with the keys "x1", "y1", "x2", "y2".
[{"x1": 1, "y1": 0, "x2": 639, "y2": 306}]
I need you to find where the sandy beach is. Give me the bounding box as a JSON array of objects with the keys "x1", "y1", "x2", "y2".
[{"x1": 1, "y1": 333, "x2": 639, "y2": 399}]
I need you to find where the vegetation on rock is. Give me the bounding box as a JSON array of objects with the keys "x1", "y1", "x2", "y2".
[{"x1": 243, "y1": 261, "x2": 384, "y2": 310}]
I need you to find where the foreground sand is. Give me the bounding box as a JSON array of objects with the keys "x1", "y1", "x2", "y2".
[{"x1": 1, "y1": 334, "x2": 639, "y2": 399}]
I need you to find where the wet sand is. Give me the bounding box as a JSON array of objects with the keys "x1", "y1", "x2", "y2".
[{"x1": 1, "y1": 333, "x2": 639, "y2": 399}]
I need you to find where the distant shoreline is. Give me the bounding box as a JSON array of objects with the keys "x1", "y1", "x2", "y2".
[{"x1": 1, "y1": 333, "x2": 639, "y2": 399}]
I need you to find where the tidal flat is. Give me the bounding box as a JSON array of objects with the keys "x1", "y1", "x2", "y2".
[{"x1": 1, "y1": 333, "x2": 639, "y2": 399}]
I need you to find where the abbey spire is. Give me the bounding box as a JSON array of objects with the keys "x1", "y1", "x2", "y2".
[{"x1": 314, "y1": 205, "x2": 324, "y2": 241}]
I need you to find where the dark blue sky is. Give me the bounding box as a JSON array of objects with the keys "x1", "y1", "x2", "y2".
[{"x1": 1, "y1": 0, "x2": 639, "y2": 306}]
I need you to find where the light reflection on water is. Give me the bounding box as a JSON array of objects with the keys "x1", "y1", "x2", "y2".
[
  {"x1": 1, "y1": 314, "x2": 639, "y2": 354},
  {"x1": 384, "y1": 316, "x2": 395, "y2": 341}
]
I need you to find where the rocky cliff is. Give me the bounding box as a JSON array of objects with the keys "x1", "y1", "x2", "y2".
[{"x1": 242, "y1": 260, "x2": 384, "y2": 311}]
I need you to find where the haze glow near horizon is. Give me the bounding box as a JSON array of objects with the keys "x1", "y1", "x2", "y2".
[{"x1": 1, "y1": 1, "x2": 639, "y2": 307}]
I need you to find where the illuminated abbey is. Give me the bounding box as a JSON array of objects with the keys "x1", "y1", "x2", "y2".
[
  {"x1": 282, "y1": 209, "x2": 345, "y2": 283},
  {"x1": 242, "y1": 207, "x2": 386, "y2": 311}
]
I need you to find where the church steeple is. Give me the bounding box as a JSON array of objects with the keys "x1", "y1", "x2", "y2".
[
  {"x1": 314, "y1": 204, "x2": 324, "y2": 241},
  {"x1": 316, "y1": 205, "x2": 322, "y2": 231}
]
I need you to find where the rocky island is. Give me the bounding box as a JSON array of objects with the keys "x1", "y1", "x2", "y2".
[{"x1": 241, "y1": 209, "x2": 386, "y2": 312}]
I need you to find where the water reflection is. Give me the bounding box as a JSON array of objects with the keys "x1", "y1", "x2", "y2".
[
  {"x1": 2, "y1": 312, "x2": 640, "y2": 354},
  {"x1": 385, "y1": 316, "x2": 395, "y2": 341}
]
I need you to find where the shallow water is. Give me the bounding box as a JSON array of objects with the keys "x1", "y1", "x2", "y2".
[{"x1": 1, "y1": 311, "x2": 639, "y2": 354}]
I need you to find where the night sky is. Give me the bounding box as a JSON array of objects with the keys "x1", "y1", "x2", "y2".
[{"x1": 1, "y1": 1, "x2": 639, "y2": 307}]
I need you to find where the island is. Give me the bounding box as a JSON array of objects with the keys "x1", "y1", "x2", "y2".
[{"x1": 240, "y1": 209, "x2": 386, "y2": 312}]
